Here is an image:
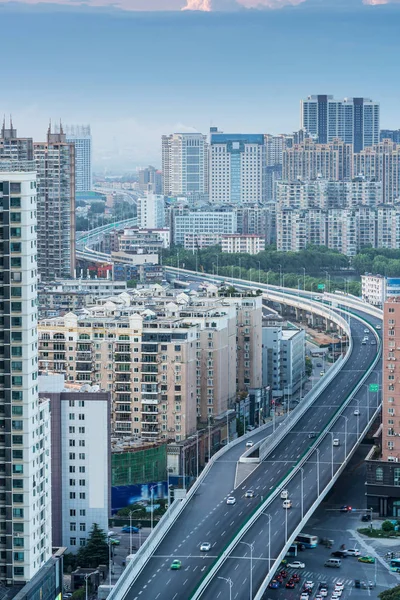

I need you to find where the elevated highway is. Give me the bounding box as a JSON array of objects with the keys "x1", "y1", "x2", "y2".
[{"x1": 109, "y1": 269, "x2": 382, "y2": 600}]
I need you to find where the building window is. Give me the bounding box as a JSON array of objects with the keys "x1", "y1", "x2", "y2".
[
  {"x1": 13, "y1": 567, "x2": 24, "y2": 577},
  {"x1": 375, "y1": 468, "x2": 383, "y2": 482},
  {"x1": 80, "y1": 523, "x2": 86, "y2": 532},
  {"x1": 394, "y1": 468, "x2": 400, "y2": 486},
  {"x1": 70, "y1": 538, "x2": 76, "y2": 546}
]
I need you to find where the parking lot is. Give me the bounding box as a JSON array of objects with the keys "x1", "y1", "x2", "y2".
[{"x1": 262, "y1": 445, "x2": 400, "y2": 599}]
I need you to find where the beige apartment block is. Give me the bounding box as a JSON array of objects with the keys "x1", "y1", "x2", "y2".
[{"x1": 38, "y1": 288, "x2": 262, "y2": 442}]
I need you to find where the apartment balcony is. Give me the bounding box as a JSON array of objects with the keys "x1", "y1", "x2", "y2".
[
  {"x1": 76, "y1": 352, "x2": 92, "y2": 361},
  {"x1": 141, "y1": 398, "x2": 159, "y2": 405},
  {"x1": 141, "y1": 407, "x2": 159, "y2": 415},
  {"x1": 141, "y1": 344, "x2": 158, "y2": 354},
  {"x1": 75, "y1": 363, "x2": 93, "y2": 372},
  {"x1": 141, "y1": 365, "x2": 158, "y2": 374},
  {"x1": 77, "y1": 346, "x2": 91, "y2": 353},
  {"x1": 114, "y1": 366, "x2": 131, "y2": 374},
  {"x1": 141, "y1": 415, "x2": 158, "y2": 424},
  {"x1": 114, "y1": 384, "x2": 131, "y2": 392},
  {"x1": 114, "y1": 354, "x2": 131, "y2": 363}
]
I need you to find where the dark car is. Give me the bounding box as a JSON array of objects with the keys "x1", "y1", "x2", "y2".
[
  {"x1": 340, "y1": 505, "x2": 352, "y2": 512},
  {"x1": 331, "y1": 550, "x2": 347, "y2": 558},
  {"x1": 319, "y1": 582, "x2": 328, "y2": 590},
  {"x1": 316, "y1": 362, "x2": 323, "y2": 367},
  {"x1": 361, "y1": 514, "x2": 371, "y2": 522},
  {"x1": 279, "y1": 570, "x2": 288, "y2": 578},
  {"x1": 268, "y1": 580, "x2": 280, "y2": 589},
  {"x1": 286, "y1": 580, "x2": 295, "y2": 589}
]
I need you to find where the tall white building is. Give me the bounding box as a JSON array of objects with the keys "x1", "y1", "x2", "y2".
[
  {"x1": 209, "y1": 131, "x2": 266, "y2": 204},
  {"x1": 39, "y1": 375, "x2": 110, "y2": 553},
  {"x1": 301, "y1": 95, "x2": 380, "y2": 152},
  {"x1": 66, "y1": 125, "x2": 92, "y2": 192},
  {"x1": 162, "y1": 132, "x2": 209, "y2": 197},
  {"x1": 137, "y1": 194, "x2": 165, "y2": 229},
  {"x1": 0, "y1": 169, "x2": 52, "y2": 584}
]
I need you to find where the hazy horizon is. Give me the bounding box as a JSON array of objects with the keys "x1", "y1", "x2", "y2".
[{"x1": 1, "y1": 1, "x2": 400, "y2": 171}]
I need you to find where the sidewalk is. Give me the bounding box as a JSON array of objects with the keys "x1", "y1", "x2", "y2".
[{"x1": 350, "y1": 527, "x2": 400, "y2": 581}]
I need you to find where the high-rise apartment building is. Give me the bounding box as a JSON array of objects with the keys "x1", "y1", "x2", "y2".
[
  {"x1": 66, "y1": 125, "x2": 92, "y2": 192},
  {"x1": 0, "y1": 169, "x2": 52, "y2": 585},
  {"x1": 354, "y1": 139, "x2": 400, "y2": 204},
  {"x1": 381, "y1": 129, "x2": 400, "y2": 144},
  {"x1": 382, "y1": 298, "x2": 400, "y2": 461},
  {"x1": 301, "y1": 95, "x2": 380, "y2": 151},
  {"x1": 138, "y1": 166, "x2": 163, "y2": 195},
  {"x1": 0, "y1": 120, "x2": 33, "y2": 162},
  {"x1": 162, "y1": 133, "x2": 209, "y2": 197},
  {"x1": 171, "y1": 206, "x2": 237, "y2": 246},
  {"x1": 209, "y1": 131, "x2": 266, "y2": 204},
  {"x1": 34, "y1": 126, "x2": 76, "y2": 280},
  {"x1": 282, "y1": 138, "x2": 353, "y2": 182}
]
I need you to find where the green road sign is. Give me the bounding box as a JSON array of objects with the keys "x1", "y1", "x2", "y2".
[
  {"x1": 369, "y1": 384, "x2": 379, "y2": 392},
  {"x1": 317, "y1": 284, "x2": 325, "y2": 290}
]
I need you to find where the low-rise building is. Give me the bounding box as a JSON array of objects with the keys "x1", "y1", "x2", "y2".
[
  {"x1": 262, "y1": 321, "x2": 305, "y2": 397},
  {"x1": 221, "y1": 234, "x2": 265, "y2": 255},
  {"x1": 361, "y1": 274, "x2": 386, "y2": 307},
  {"x1": 183, "y1": 232, "x2": 222, "y2": 251}
]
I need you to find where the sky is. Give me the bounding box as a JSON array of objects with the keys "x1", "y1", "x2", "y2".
[{"x1": 1, "y1": 0, "x2": 400, "y2": 171}]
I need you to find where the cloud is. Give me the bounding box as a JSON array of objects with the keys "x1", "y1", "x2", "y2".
[
  {"x1": 363, "y1": 0, "x2": 400, "y2": 3},
  {"x1": 234, "y1": 0, "x2": 306, "y2": 7},
  {"x1": 182, "y1": 0, "x2": 211, "y2": 9}
]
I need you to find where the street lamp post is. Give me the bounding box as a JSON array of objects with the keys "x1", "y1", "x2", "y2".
[
  {"x1": 327, "y1": 433, "x2": 334, "y2": 479},
  {"x1": 300, "y1": 467, "x2": 304, "y2": 519},
  {"x1": 261, "y1": 512, "x2": 272, "y2": 572},
  {"x1": 257, "y1": 261, "x2": 261, "y2": 284},
  {"x1": 208, "y1": 416, "x2": 212, "y2": 462},
  {"x1": 107, "y1": 535, "x2": 112, "y2": 590},
  {"x1": 239, "y1": 257, "x2": 242, "y2": 280},
  {"x1": 316, "y1": 448, "x2": 320, "y2": 495},
  {"x1": 85, "y1": 574, "x2": 89, "y2": 600},
  {"x1": 150, "y1": 485, "x2": 157, "y2": 531},
  {"x1": 338, "y1": 414, "x2": 348, "y2": 458},
  {"x1": 218, "y1": 576, "x2": 233, "y2": 600},
  {"x1": 196, "y1": 431, "x2": 199, "y2": 479},
  {"x1": 302, "y1": 267, "x2": 306, "y2": 292},
  {"x1": 240, "y1": 541, "x2": 254, "y2": 600},
  {"x1": 279, "y1": 264, "x2": 282, "y2": 288}
]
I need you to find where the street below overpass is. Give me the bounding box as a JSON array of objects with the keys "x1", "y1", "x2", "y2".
[{"x1": 123, "y1": 308, "x2": 381, "y2": 600}]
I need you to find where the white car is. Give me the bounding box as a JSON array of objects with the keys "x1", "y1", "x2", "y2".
[
  {"x1": 226, "y1": 496, "x2": 236, "y2": 505},
  {"x1": 320, "y1": 589, "x2": 328, "y2": 597},
  {"x1": 300, "y1": 593, "x2": 309, "y2": 600},
  {"x1": 345, "y1": 548, "x2": 360, "y2": 557},
  {"x1": 200, "y1": 542, "x2": 211, "y2": 552},
  {"x1": 364, "y1": 328, "x2": 369, "y2": 333},
  {"x1": 283, "y1": 499, "x2": 292, "y2": 509},
  {"x1": 280, "y1": 489, "x2": 289, "y2": 499},
  {"x1": 333, "y1": 438, "x2": 340, "y2": 446},
  {"x1": 333, "y1": 588, "x2": 342, "y2": 597},
  {"x1": 287, "y1": 560, "x2": 305, "y2": 569},
  {"x1": 304, "y1": 581, "x2": 314, "y2": 590},
  {"x1": 354, "y1": 409, "x2": 360, "y2": 416},
  {"x1": 245, "y1": 490, "x2": 255, "y2": 498},
  {"x1": 376, "y1": 325, "x2": 381, "y2": 330},
  {"x1": 246, "y1": 441, "x2": 254, "y2": 448},
  {"x1": 335, "y1": 581, "x2": 344, "y2": 590}
]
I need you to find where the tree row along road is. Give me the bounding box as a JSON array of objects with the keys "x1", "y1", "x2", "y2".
[{"x1": 124, "y1": 309, "x2": 381, "y2": 600}]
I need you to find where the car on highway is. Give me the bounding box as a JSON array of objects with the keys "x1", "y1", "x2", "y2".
[
  {"x1": 331, "y1": 551, "x2": 347, "y2": 558},
  {"x1": 315, "y1": 595, "x2": 322, "y2": 600},
  {"x1": 268, "y1": 579, "x2": 280, "y2": 589},
  {"x1": 200, "y1": 542, "x2": 211, "y2": 552},
  {"x1": 304, "y1": 580, "x2": 314, "y2": 591},
  {"x1": 333, "y1": 438, "x2": 340, "y2": 446},
  {"x1": 226, "y1": 496, "x2": 236, "y2": 505},
  {"x1": 358, "y1": 555, "x2": 375, "y2": 563},
  {"x1": 246, "y1": 441, "x2": 254, "y2": 448},
  {"x1": 300, "y1": 593, "x2": 309, "y2": 600},
  {"x1": 345, "y1": 548, "x2": 360, "y2": 557},
  {"x1": 280, "y1": 489, "x2": 289, "y2": 499},
  {"x1": 320, "y1": 371, "x2": 325, "y2": 376},
  {"x1": 245, "y1": 489, "x2": 255, "y2": 498},
  {"x1": 319, "y1": 588, "x2": 328, "y2": 597},
  {"x1": 283, "y1": 499, "x2": 292, "y2": 509},
  {"x1": 287, "y1": 560, "x2": 305, "y2": 569},
  {"x1": 364, "y1": 328, "x2": 369, "y2": 333},
  {"x1": 376, "y1": 325, "x2": 381, "y2": 330},
  {"x1": 316, "y1": 362, "x2": 323, "y2": 367},
  {"x1": 285, "y1": 580, "x2": 295, "y2": 589},
  {"x1": 109, "y1": 538, "x2": 120, "y2": 546},
  {"x1": 308, "y1": 432, "x2": 317, "y2": 439},
  {"x1": 340, "y1": 505, "x2": 352, "y2": 512},
  {"x1": 121, "y1": 525, "x2": 139, "y2": 533},
  {"x1": 170, "y1": 559, "x2": 182, "y2": 570},
  {"x1": 371, "y1": 339, "x2": 377, "y2": 345},
  {"x1": 354, "y1": 409, "x2": 360, "y2": 416},
  {"x1": 334, "y1": 581, "x2": 344, "y2": 591}
]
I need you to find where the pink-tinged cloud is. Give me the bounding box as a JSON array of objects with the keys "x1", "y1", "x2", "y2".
[
  {"x1": 235, "y1": 0, "x2": 306, "y2": 7},
  {"x1": 182, "y1": 0, "x2": 211, "y2": 10},
  {"x1": 363, "y1": 0, "x2": 400, "y2": 3}
]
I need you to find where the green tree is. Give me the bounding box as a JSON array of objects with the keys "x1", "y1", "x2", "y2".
[
  {"x1": 379, "y1": 585, "x2": 400, "y2": 599},
  {"x1": 72, "y1": 589, "x2": 86, "y2": 600},
  {"x1": 76, "y1": 523, "x2": 109, "y2": 568},
  {"x1": 382, "y1": 520, "x2": 395, "y2": 532}
]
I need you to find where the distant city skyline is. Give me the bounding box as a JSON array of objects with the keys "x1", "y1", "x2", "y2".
[{"x1": 1, "y1": 2, "x2": 400, "y2": 170}]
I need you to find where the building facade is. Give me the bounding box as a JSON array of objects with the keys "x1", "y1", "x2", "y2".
[
  {"x1": 162, "y1": 133, "x2": 209, "y2": 197},
  {"x1": 138, "y1": 166, "x2": 162, "y2": 195},
  {"x1": 137, "y1": 194, "x2": 166, "y2": 230},
  {"x1": 39, "y1": 375, "x2": 110, "y2": 553},
  {"x1": 209, "y1": 131, "x2": 266, "y2": 204},
  {"x1": 172, "y1": 207, "x2": 237, "y2": 246},
  {"x1": 66, "y1": 125, "x2": 92, "y2": 192},
  {"x1": 0, "y1": 169, "x2": 52, "y2": 585},
  {"x1": 282, "y1": 138, "x2": 353, "y2": 182},
  {"x1": 221, "y1": 234, "x2": 265, "y2": 255},
  {"x1": 301, "y1": 95, "x2": 380, "y2": 151},
  {"x1": 361, "y1": 274, "x2": 386, "y2": 307},
  {"x1": 354, "y1": 140, "x2": 400, "y2": 204},
  {"x1": 34, "y1": 126, "x2": 76, "y2": 280}
]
